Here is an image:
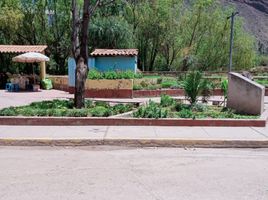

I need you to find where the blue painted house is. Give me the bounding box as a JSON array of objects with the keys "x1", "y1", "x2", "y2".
[
  {"x1": 68, "y1": 49, "x2": 138, "y2": 88},
  {"x1": 89, "y1": 49, "x2": 138, "y2": 72}
]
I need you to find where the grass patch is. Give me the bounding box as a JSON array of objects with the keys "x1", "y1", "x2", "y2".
[
  {"x1": 0, "y1": 100, "x2": 136, "y2": 117},
  {"x1": 133, "y1": 96, "x2": 259, "y2": 119}
]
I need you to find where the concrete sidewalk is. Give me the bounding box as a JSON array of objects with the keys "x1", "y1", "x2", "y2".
[{"x1": 0, "y1": 125, "x2": 268, "y2": 147}]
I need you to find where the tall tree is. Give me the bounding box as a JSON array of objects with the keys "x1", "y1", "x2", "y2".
[{"x1": 71, "y1": 0, "x2": 114, "y2": 108}]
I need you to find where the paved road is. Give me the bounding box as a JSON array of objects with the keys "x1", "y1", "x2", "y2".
[{"x1": 0, "y1": 147, "x2": 268, "y2": 200}]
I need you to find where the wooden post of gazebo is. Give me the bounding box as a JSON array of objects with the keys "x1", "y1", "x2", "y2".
[
  {"x1": 40, "y1": 61, "x2": 46, "y2": 80},
  {"x1": 40, "y1": 50, "x2": 46, "y2": 80}
]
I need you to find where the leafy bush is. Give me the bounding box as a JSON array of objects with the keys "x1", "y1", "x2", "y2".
[
  {"x1": 90, "y1": 106, "x2": 111, "y2": 117},
  {"x1": 174, "y1": 102, "x2": 189, "y2": 112},
  {"x1": 88, "y1": 69, "x2": 103, "y2": 79},
  {"x1": 66, "y1": 109, "x2": 88, "y2": 117},
  {"x1": 95, "y1": 101, "x2": 109, "y2": 108},
  {"x1": 112, "y1": 104, "x2": 131, "y2": 114},
  {"x1": 160, "y1": 95, "x2": 174, "y2": 107},
  {"x1": 178, "y1": 109, "x2": 193, "y2": 118},
  {"x1": 157, "y1": 77, "x2": 163, "y2": 84},
  {"x1": 85, "y1": 100, "x2": 94, "y2": 108},
  {"x1": 183, "y1": 71, "x2": 206, "y2": 105},
  {"x1": 0, "y1": 107, "x2": 17, "y2": 116},
  {"x1": 88, "y1": 70, "x2": 142, "y2": 80},
  {"x1": 103, "y1": 71, "x2": 118, "y2": 79},
  {"x1": 29, "y1": 99, "x2": 73, "y2": 109},
  {"x1": 201, "y1": 79, "x2": 214, "y2": 103},
  {"x1": 35, "y1": 109, "x2": 49, "y2": 116},
  {"x1": 161, "y1": 81, "x2": 177, "y2": 88},
  {"x1": 192, "y1": 104, "x2": 207, "y2": 112},
  {"x1": 147, "y1": 85, "x2": 160, "y2": 90},
  {"x1": 133, "y1": 100, "x2": 167, "y2": 119},
  {"x1": 134, "y1": 73, "x2": 143, "y2": 79},
  {"x1": 133, "y1": 84, "x2": 143, "y2": 90},
  {"x1": 221, "y1": 79, "x2": 228, "y2": 106}
]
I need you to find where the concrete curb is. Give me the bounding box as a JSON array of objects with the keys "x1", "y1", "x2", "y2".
[
  {"x1": 1, "y1": 138, "x2": 268, "y2": 148},
  {"x1": 0, "y1": 116, "x2": 265, "y2": 127}
]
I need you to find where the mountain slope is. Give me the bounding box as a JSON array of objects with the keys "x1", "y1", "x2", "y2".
[{"x1": 221, "y1": 0, "x2": 268, "y2": 54}]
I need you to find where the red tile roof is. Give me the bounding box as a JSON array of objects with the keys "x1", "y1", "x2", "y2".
[
  {"x1": 90, "y1": 49, "x2": 138, "y2": 56},
  {"x1": 0, "y1": 45, "x2": 47, "y2": 53}
]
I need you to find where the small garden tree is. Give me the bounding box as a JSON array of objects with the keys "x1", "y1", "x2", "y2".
[{"x1": 183, "y1": 71, "x2": 210, "y2": 105}]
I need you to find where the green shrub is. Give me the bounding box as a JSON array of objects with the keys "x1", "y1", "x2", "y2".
[
  {"x1": 178, "y1": 109, "x2": 193, "y2": 118},
  {"x1": 95, "y1": 101, "x2": 109, "y2": 108},
  {"x1": 29, "y1": 100, "x2": 73, "y2": 109},
  {"x1": 192, "y1": 103, "x2": 207, "y2": 112},
  {"x1": 0, "y1": 107, "x2": 17, "y2": 116},
  {"x1": 90, "y1": 106, "x2": 111, "y2": 117},
  {"x1": 112, "y1": 104, "x2": 131, "y2": 114},
  {"x1": 133, "y1": 100, "x2": 167, "y2": 119},
  {"x1": 183, "y1": 71, "x2": 205, "y2": 105},
  {"x1": 147, "y1": 85, "x2": 160, "y2": 90},
  {"x1": 157, "y1": 77, "x2": 163, "y2": 84},
  {"x1": 66, "y1": 109, "x2": 88, "y2": 117},
  {"x1": 20, "y1": 108, "x2": 35, "y2": 116},
  {"x1": 85, "y1": 100, "x2": 94, "y2": 108},
  {"x1": 120, "y1": 70, "x2": 135, "y2": 79},
  {"x1": 161, "y1": 81, "x2": 177, "y2": 88},
  {"x1": 201, "y1": 79, "x2": 214, "y2": 102},
  {"x1": 160, "y1": 95, "x2": 174, "y2": 107},
  {"x1": 49, "y1": 109, "x2": 67, "y2": 117},
  {"x1": 133, "y1": 84, "x2": 143, "y2": 90},
  {"x1": 87, "y1": 70, "x2": 141, "y2": 80},
  {"x1": 35, "y1": 109, "x2": 48, "y2": 116},
  {"x1": 134, "y1": 73, "x2": 143, "y2": 79},
  {"x1": 103, "y1": 71, "x2": 118, "y2": 79},
  {"x1": 221, "y1": 79, "x2": 228, "y2": 106},
  {"x1": 88, "y1": 69, "x2": 103, "y2": 79},
  {"x1": 140, "y1": 81, "x2": 149, "y2": 88}
]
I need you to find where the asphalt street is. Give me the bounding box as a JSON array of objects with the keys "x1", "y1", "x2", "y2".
[{"x1": 0, "y1": 146, "x2": 268, "y2": 200}]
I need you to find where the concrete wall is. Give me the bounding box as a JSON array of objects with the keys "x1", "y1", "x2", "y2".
[
  {"x1": 48, "y1": 76, "x2": 68, "y2": 91},
  {"x1": 85, "y1": 79, "x2": 133, "y2": 90},
  {"x1": 227, "y1": 72, "x2": 265, "y2": 115}
]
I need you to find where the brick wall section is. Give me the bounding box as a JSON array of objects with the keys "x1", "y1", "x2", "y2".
[
  {"x1": 69, "y1": 87, "x2": 132, "y2": 98},
  {"x1": 0, "y1": 117, "x2": 265, "y2": 127}
]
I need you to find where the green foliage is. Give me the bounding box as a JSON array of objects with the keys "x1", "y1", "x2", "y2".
[
  {"x1": 94, "y1": 101, "x2": 109, "y2": 108},
  {"x1": 255, "y1": 79, "x2": 268, "y2": 87},
  {"x1": 221, "y1": 79, "x2": 228, "y2": 106},
  {"x1": 201, "y1": 79, "x2": 214, "y2": 102},
  {"x1": 174, "y1": 102, "x2": 190, "y2": 112},
  {"x1": 88, "y1": 70, "x2": 142, "y2": 80},
  {"x1": 0, "y1": 100, "x2": 136, "y2": 117},
  {"x1": 157, "y1": 77, "x2": 163, "y2": 84},
  {"x1": 183, "y1": 71, "x2": 205, "y2": 105},
  {"x1": 160, "y1": 95, "x2": 175, "y2": 107},
  {"x1": 90, "y1": 106, "x2": 111, "y2": 117},
  {"x1": 178, "y1": 109, "x2": 193, "y2": 118},
  {"x1": 112, "y1": 103, "x2": 133, "y2": 115},
  {"x1": 88, "y1": 70, "x2": 103, "y2": 79},
  {"x1": 89, "y1": 15, "x2": 134, "y2": 49},
  {"x1": 133, "y1": 101, "x2": 168, "y2": 119},
  {"x1": 85, "y1": 100, "x2": 94, "y2": 108},
  {"x1": 161, "y1": 81, "x2": 177, "y2": 88},
  {"x1": 0, "y1": 107, "x2": 17, "y2": 116},
  {"x1": 66, "y1": 109, "x2": 88, "y2": 117},
  {"x1": 133, "y1": 84, "x2": 143, "y2": 90}
]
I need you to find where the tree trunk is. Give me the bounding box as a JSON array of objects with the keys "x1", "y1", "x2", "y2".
[
  {"x1": 74, "y1": 57, "x2": 87, "y2": 108},
  {"x1": 72, "y1": 0, "x2": 91, "y2": 108}
]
